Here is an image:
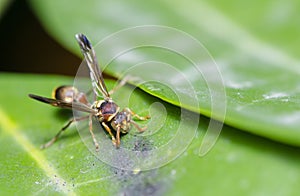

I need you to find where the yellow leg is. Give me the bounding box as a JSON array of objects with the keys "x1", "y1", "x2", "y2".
[
  {"x1": 125, "y1": 108, "x2": 150, "y2": 121},
  {"x1": 102, "y1": 122, "x2": 117, "y2": 145},
  {"x1": 108, "y1": 75, "x2": 132, "y2": 95},
  {"x1": 116, "y1": 126, "x2": 121, "y2": 148},
  {"x1": 89, "y1": 115, "x2": 99, "y2": 151},
  {"x1": 130, "y1": 120, "x2": 147, "y2": 132},
  {"x1": 41, "y1": 115, "x2": 89, "y2": 149}
]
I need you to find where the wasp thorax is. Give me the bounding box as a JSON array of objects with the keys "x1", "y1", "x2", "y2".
[{"x1": 94, "y1": 100, "x2": 119, "y2": 121}]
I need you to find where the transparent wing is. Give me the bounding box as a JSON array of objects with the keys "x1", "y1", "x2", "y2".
[
  {"x1": 75, "y1": 33, "x2": 110, "y2": 99},
  {"x1": 28, "y1": 94, "x2": 97, "y2": 114}
]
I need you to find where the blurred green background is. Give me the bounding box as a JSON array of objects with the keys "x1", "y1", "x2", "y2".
[{"x1": 1, "y1": 0, "x2": 300, "y2": 195}]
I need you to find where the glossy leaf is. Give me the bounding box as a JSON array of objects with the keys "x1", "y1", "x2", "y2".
[
  {"x1": 1, "y1": 74, "x2": 300, "y2": 195},
  {"x1": 29, "y1": 0, "x2": 300, "y2": 146}
]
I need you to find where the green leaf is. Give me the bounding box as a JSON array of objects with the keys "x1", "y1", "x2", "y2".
[
  {"x1": 29, "y1": 0, "x2": 300, "y2": 147},
  {"x1": 1, "y1": 73, "x2": 300, "y2": 195},
  {"x1": 0, "y1": 0, "x2": 11, "y2": 19},
  {"x1": 0, "y1": 73, "x2": 173, "y2": 195}
]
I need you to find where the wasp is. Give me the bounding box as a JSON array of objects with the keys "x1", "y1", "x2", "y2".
[{"x1": 29, "y1": 33, "x2": 150, "y2": 150}]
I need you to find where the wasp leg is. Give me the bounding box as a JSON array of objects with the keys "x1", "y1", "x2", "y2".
[
  {"x1": 130, "y1": 120, "x2": 147, "y2": 133},
  {"x1": 41, "y1": 115, "x2": 89, "y2": 149},
  {"x1": 125, "y1": 108, "x2": 151, "y2": 121},
  {"x1": 89, "y1": 115, "x2": 99, "y2": 151},
  {"x1": 109, "y1": 75, "x2": 132, "y2": 95},
  {"x1": 102, "y1": 122, "x2": 117, "y2": 146},
  {"x1": 115, "y1": 126, "x2": 121, "y2": 148}
]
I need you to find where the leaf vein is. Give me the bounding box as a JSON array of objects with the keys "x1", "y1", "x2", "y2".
[{"x1": 0, "y1": 108, "x2": 77, "y2": 195}]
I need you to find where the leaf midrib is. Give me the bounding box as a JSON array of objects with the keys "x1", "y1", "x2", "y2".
[{"x1": 0, "y1": 107, "x2": 76, "y2": 195}]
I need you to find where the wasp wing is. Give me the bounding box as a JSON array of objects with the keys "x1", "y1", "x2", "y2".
[
  {"x1": 28, "y1": 94, "x2": 97, "y2": 114},
  {"x1": 75, "y1": 33, "x2": 110, "y2": 99}
]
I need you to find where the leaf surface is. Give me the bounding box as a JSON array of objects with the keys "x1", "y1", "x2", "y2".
[
  {"x1": 1, "y1": 74, "x2": 300, "y2": 195},
  {"x1": 29, "y1": 0, "x2": 300, "y2": 146}
]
